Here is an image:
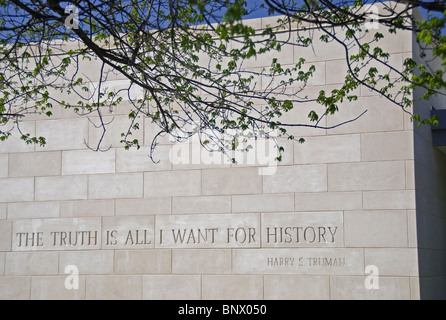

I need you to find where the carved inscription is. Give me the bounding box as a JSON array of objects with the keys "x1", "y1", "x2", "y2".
[
  {"x1": 233, "y1": 248, "x2": 364, "y2": 275},
  {"x1": 12, "y1": 212, "x2": 344, "y2": 251}
]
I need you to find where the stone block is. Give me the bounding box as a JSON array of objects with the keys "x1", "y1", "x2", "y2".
[
  {"x1": 0, "y1": 122, "x2": 35, "y2": 154},
  {"x1": 326, "y1": 96, "x2": 404, "y2": 135},
  {"x1": 202, "y1": 275, "x2": 264, "y2": 300},
  {"x1": 9, "y1": 151, "x2": 61, "y2": 177},
  {"x1": 330, "y1": 276, "x2": 411, "y2": 300},
  {"x1": 262, "y1": 212, "x2": 344, "y2": 247},
  {"x1": 363, "y1": 190, "x2": 416, "y2": 210},
  {"x1": 36, "y1": 118, "x2": 88, "y2": 151},
  {"x1": 202, "y1": 167, "x2": 262, "y2": 195},
  {"x1": 5, "y1": 252, "x2": 58, "y2": 275},
  {"x1": 294, "y1": 192, "x2": 362, "y2": 211},
  {"x1": 233, "y1": 248, "x2": 364, "y2": 275},
  {"x1": 59, "y1": 251, "x2": 114, "y2": 275},
  {"x1": 12, "y1": 217, "x2": 102, "y2": 251},
  {"x1": 364, "y1": 248, "x2": 418, "y2": 276},
  {"x1": 406, "y1": 160, "x2": 415, "y2": 189},
  {"x1": 142, "y1": 275, "x2": 201, "y2": 300},
  {"x1": 0, "y1": 178, "x2": 34, "y2": 203},
  {"x1": 172, "y1": 249, "x2": 232, "y2": 274},
  {"x1": 263, "y1": 165, "x2": 327, "y2": 193},
  {"x1": 88, "y1": 173, "x2": 143, "y2": 199},
  {"x1": 35, "y1": 175, "x2": 87, "y2": 201},
  {"x1": 86, "y1": 275, "x2": 142, "y2": 300},
  {"x1": 62, "y1": 149, "x2": 115, "y2": 175},
  {"x1": 232, "y1": 194, "x2": 294, "y2": 213},
  {"x1": 294, "y1": 134, "x2": 360, "y2": 164},
  {"x1": 102, "y1": 216, "x2": 154, "y2": 249},
  {"x1": 144, "y1": 170, "x2": 201, "y2": 197},
  {"x1": 89, "y1": 115, "x2": 143, "y2": 149},
  {"x1": 344, "y1": 210, "x2": 408, "y2": 247},
  {"x1": 0, "y1": 253, "x2": 4, "y2": 275},
  {"x1": 328, "y1": 161, "x2": 405, "y2": 191},
  {"x1": 61, "y1": 199, "x2": 114, "y2": 217},
  {"x1": 116, "y1": 146, "x2": 171, "y2": 172},
  {"x1": 0, "y1": 277, "x2": 31, "y2": 299},
  {"x1": 156, "y1": 213, "x2": 260, "y2": 248},
  {"x1": 116, "y1": 198, "x2": 171, "y2": 216},
  {"x1": 0, "y1": 204, "x2": 5, "y2": 219},
  {"x1": 276, "y1": 99, "x2": 327, "y2": 138},
  {"x1": 172, "y1": 196, "x2": 231, "y2": 215},
  {"x1": 0, "y1": 154, "x2": 7, "y2": 178},
  {"x1": 115, "y1": 249, "x2": 171, "y2": 274},
  {"x1": 361, "y1": 131, "x2": 414, "y2": 161},
  {"x1": 0, "y1": 221, "x2": 12, "y2": 251},
  {"x1": 30, "y1": 276, "x2": 86, "y2": 300},
  {"x1": 264, "y1": 275, "x2": 329, "y2": 299},
  {"x1": 8, "y1": 202, "x2": 60, "y2": 219}
]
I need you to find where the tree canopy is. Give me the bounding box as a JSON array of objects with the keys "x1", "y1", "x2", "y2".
[{"x1": 1, "y1": 0, "x2": 445, "y2": 161}]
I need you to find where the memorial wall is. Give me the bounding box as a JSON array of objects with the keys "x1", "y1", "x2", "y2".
[{"x1": 1, "y1": 11, "x2": 446, "y2": 300}]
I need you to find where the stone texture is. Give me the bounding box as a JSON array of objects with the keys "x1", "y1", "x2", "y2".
[
  {"x1": 36, "y1": 119, "x2": 88, "y2": 151},
  {"x1": 0, "y1": 122, "x2": 35, "y2": 154},
  {"x1": 0, "y1": 253, "x2": 4, "y2": 275},
  {"x1": 363, "y1": 190, "x2": 416, "y2": 210},
  {"x1": 172, "y1": 196, "x2": 231, "y2": 215},
  {"x1": 36, "y1": 176, "x2": 88, "y2": 201},
  {"x1": 31, "y1": 276, "x2": 86, "y2": 300},
  {"x1": 202, "y1": 167, "x2": 262, "y2": 195},
  {"x1": 86, "y1": 275, "x2": 142, "y2": 300},
  {"x1": 0, "y1": 221, "x2": 12, "y2": 251},
  {"x1": 62, "y1": 149, "x2": 115, "y2": 175},
  {"x1": 232, "y1": 194, "x2": 294, "y2": 213},
  {"x1": 0, "y1": 154, "x2": 8, "y2": 178},
  {"x1": 0, "y1": 178, "x2": 34, "y2": 203},
  {"x1": 143, "y1": 275, "x2": 201, "y2": 300},
  {"x1": 328, "y1": 161, "x2": 406, "y2": 191},
  {"x1": 344, "y1": 211, "x2": 408, "y2": 247},
  {"x1": 5, "y1": 252, "x2": 58, "y2": 275},
  {"x1": 294, "y1": 134, "x2": 361, "y2": 164},
  {"x1": 364, "y1": 248, "x2": 418, "y2": 276},
  {"x1": 115, "y1": 250, "x2": 171, "y2": 274},
  {"x1": 0, "y1": 277, "x2": 31, "y2": 299},
  {"x1": 263, "y1": 165, "x2": 327, "y2": 193},
  {"x1": 116, "y1": 146, "x2": 171, "y2": 172},
  {"x1": 294, "y1": 192, "x2": 362, "y2": 211},
  {"x1": 145, "y1": 170, "x2": 201, "y2": 197},
  {"x1": 172, "y1": 249, "x2": 232, "y2": 274},
  {"x1": 89, "y1": 115, "x2": 143, "y2": 149},
  {"x1": 116, "y1": 198, "x2": 171, "y2": 216},
  {"x1": 330, "y1": 276, "x2": 411, "y2": 300},
  {"x1": 61, "y1": 200, "x2": 114, "y2": 217},
  {"x1": 59, "y1": 251, "x2": 114, "y2": 275},
  {"x1": 8, "y1": 202, "x2": 60, "y2": 219},
  {"x1": 0, "y1": 204, "x2": 5, "y2": 219},
  {"x1": 202, "y1": 275, "x2": 264, "y2": 300},
  {"x1": 9, "y1": 152, "x2": 61, "y2": 177},
  {"x1": 88, "y1": 173, "x2": 143, "y2": 199},
  {"x1": 264, "y1": 275, "x2": 329, "y2": 299},
  {"x1": 361, "y1": 131, "x2": 414, "y2": 161}
]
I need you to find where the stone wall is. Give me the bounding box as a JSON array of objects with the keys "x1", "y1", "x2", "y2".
[{"x1": 0, "y1": 12, "x2": 437, "y2": 300}]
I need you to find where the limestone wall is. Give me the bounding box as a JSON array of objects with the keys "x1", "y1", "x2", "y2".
[{"x1": 0, "y1": 14, "x2": 427, "y2": 300}]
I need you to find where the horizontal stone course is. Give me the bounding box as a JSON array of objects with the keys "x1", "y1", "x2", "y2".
[{"x1": 9, "y1": 152, "x2": 61, "y2": 177}]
